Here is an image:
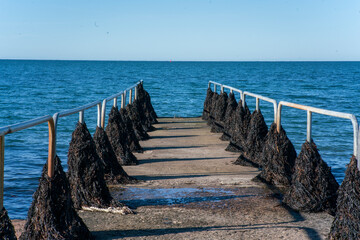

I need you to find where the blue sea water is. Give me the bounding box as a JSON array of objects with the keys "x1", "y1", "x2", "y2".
[{"x1": 0, "y1": 60, "x2": 359, "y2": 219}]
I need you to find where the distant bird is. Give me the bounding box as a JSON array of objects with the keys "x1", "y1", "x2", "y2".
[{"x1": 94, "y1": 22, "x2": 99, "y2": 27}]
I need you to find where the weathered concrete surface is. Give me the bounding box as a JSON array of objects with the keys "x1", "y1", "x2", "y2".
[{"x1": 80, "y1": 117, "x2": 333, "y2": 240}]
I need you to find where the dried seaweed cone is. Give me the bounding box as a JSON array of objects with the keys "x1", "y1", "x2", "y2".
[
  {"x1": 93, "y1": 127, "x2": 138, "y2": 185},
  {"x1": 126, "y1": 104, "x2": 150, "y2": 141},
  {"x1": 119, "y1": 108, "x2": 143, "y2": 153},
  {"x1": 106, "y1": 106, "x2": 138, "y2": 165},
  {"x1": 210, "y1": 92, "x2": 228, "y2": 133},
  {"x1": 329, "y1": 156, "x2": 360, "y2": 240},
  {"x1": 67, "y1": 122, "x2": 121, "y2": 209},
  {"x1": 226, "y1": 101, "x2": 251, "y2": 153},
  {"x1": 283, "y1": 141, "x2": 338, "y2": 215},
  {"x1": 202, "y1": 87, "x2": 214, "y2": 121},
  {"x1": 207, "y1": 92, "x2": 219, "y2": 127},
  {"x1": 255, "y1": 123, "x2": 296, "y2": 187},
  {"x1": 136, "y1": 83, "x2": 158, "y2": 124},
  {"x1": 0, "y1": 207, "x2": 16, "y2": 240},
  {"x1": 245, "y1": 109, "x2": 268, "y2": 167},
  {"x1": 20, "y1": 156, "x2": 93, "y2": 240},
  {"x1": 220, "y1": 92, "x2": 237, "y2": 141}
]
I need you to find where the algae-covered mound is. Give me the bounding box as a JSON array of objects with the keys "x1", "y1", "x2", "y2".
[
  {"x1": 202, "y1": 87, "x2": 214, "y2": 121},
  {"x1": 245, "y1": 109, "x2": 268, "y2": 167},
  {"x1": 20, "y1": 155, "x2": 93, "y2": 240},
  {"x1": 126, "y1": 104, "x2": 150, "y2": 141},
  {"x1": 226, "y1": 101, "x2": 251, "y2": 153},
  {"x1": 283, "y1": 141, "x2": 338, "y2": 215},
  {"x1": 207, "y1": 92, "x2": 219, "y2": 127},
  {"x1": 329, "y1": 156, "x2": 360, "y2": 240},
  {"x1": 210, "y1": 92, "x2": 228, "y2": 133},
  {"x1": 136, "y1": 83, "x2": 158, "y2": 125},
  {"x1": 220, "y1": 92, "x2": 237, "y2": 141},
  {"x1": 93, "y1": 127, "x2": 138, "y2": 185},
  {"x1": 0, "y1": 207, "x2": 16, "y2": 240},
  {"x1": 255, "y1": 123, "x2": 296, "y2": 187},
  {"x1": 68, "y1": 122, "x2": 121, "y2": 209},
  {"x1": 119, "y1": 108, "x2": 143, "y2": 153},
  {"x1": 106, "y1": 106, "x2": 138, "y2": 165}
]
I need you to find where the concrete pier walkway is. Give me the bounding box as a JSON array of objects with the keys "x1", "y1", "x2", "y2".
[{"x1": 79, "y1": 118, "x2": 333, "y2": 240}]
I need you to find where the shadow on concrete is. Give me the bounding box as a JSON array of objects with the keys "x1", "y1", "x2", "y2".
[
  {"x1": 143, "y1": 146, "x2": 204, "y2": 151},
  {"x1": 132, "y1": 174, "x2": 210, "y2": 181},
  {"x1": 151, "y1": 135, "x2": 197, "y2": 139},
  {"x1": 139, "y1": 157, "x2": 233, "y2": 164},
  {"x1": 92, "y1": 224, "x2": 322, "y2": 240},
  {"x1": 155, "y1": 127, "x2": 204, "y2": 131}
]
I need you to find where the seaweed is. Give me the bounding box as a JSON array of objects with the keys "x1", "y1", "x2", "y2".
[
  {"x1": 202, "y1": 87, "x2": 214, "y2": 121},
  {"x1": 226, "y1": 101, "x2": 251, "y2": 153},
  {"x1": 0, "y1": 207, "x2": 16, "y2": 240},
  {"x1": 254, "y1": 123, "x2": 296, "y2": 187},
  {"x1": 210, "y1": 92, "x2": 228, "y2": 133},
  {"x1": 207, "y1": 92, "x2": 219, "y2": 127},
  {"x1": 233, "y1": 153, "x2": 259, "y2": 168},
  {"x1": 283, "y1": 141, "x2": 338, "y2": 215},
  {"x1": 20, "y1": 156, "x2": 93, "y2": 240},
  {"x1": 106, "y1": 107, "x2": 138, "y2": 165},
  {"x1": 67, "y1": 122, "x2": 122, "y2": 209},
  {"x1": 126, "y1": 103, "x2": 150, "y2": 141},
  {"x1": 220, "y1": 92, "x2": 237, "y2": 141},
  {"x1": 119, "y1": 108, "x2": 143, "y2": 153},
  {"x1": 245, "y1": 109, "x2": 268, "y2": 167},
  {"x1": 93, "y1": 127, "x2": 138, "y2": 185},
  {"x1": 136, "y1": 83, "x2": 158, "y2": 125},
  {"x1": 329, "y1": 156, "x2": 360, "y2": 240}
]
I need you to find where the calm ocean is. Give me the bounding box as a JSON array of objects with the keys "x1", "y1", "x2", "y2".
[{"x1": 1, "y1": 60, "x2": 359, "y2": 219}]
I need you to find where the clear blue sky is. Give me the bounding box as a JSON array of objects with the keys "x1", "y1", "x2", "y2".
[{"x1": 1, "y1": 0, "x2": 360, "y2": 61}]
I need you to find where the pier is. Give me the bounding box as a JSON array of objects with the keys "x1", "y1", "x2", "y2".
[{"x1": 1, "y1": 81, "x2": 360, "y2": 239}]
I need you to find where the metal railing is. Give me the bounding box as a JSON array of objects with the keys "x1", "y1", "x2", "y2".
[
  {"x1": 277, "y1": 101, "x2": 359, "y2": 165},
  {"x1": 207, "y1": 81, "x2": 360, "y2": 169},
  {"x1": 0, "y1": 115, "x2": 56, "y2": 209},
  {"x1": 100, "y1": 80, "x2": 142, "y2": 128},
  {"x1": 0, "y1": 80, "x2": 144, "y2": 211},
  {"x1": 208, "y1": 81, "x2": 277, "y2": 123}
]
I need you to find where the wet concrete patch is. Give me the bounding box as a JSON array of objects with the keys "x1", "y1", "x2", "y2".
[{"x1": 112, "y1": 187, "x2": 265, "y2": 209}]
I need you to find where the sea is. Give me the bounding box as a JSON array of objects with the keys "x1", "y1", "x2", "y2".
[{"x1": 0, "y1": 60, "x2": 359, "y2": 219}]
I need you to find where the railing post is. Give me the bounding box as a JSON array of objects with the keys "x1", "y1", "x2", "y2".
[
  {"x1": 79, "y1": 111, "x2": 84, "y2": 123},
  {"x1": 121, "y1": 93, "x2": 125, "y2": 109},
  {"x1": 97, "y1": 103, "x2": 101, "y2": 128},
  {"x1": 256, "y1": 98, "x2": 259, "y2": 111},
  {"x1": 101, "y1": 99, "x2": 107, "y2": 129},
  {"x1": 134, "y1": 86, "x2": 138, "y2": 100},
  {"x1": 113, "y1": 97, "x2": 117, "y2": 108},
  {"x1": 221, "y1": 85, "x2": 224, "y2": 93},
  {"x1": 129, "y1": 89, "x2": 133, "y2": 104},
  {"x1": 242, "y1": 93, "x2": 246, "y2": 108},
  {"x1": 47, "y1": 119, "x2": 55, "y2": 178},
  {"x1": 307, "y1": 111, "x2": 312, "y2": 142},
  {"x1": 276, "y1": 103, "x2": 282, "y2": 133},
  {"x1": 214, "y1": 84, "x2": 217, "y2": 92},
  {"x1": 0, "y1": 135, "x2": 4, "y2": 209}
]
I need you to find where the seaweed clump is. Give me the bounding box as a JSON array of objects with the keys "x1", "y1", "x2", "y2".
[
  {"x1": 202, "y1": 87, "x2": 214, "y2": 121},
  {"x1": 106, "y1": 107, "x2": 138, "y2": 165},
  {"x1": 126, "y1": 104, "x2": 150, "y2": 141},
  {"x1": 136, "y1": 83, "x2": 158, "y2": 125},
  {"x1": 254, "y1": 123, "x2": 296, "y2": 187},
  {"x1": 226, "y1": 101, "x2": 251, "y2": 153},
  {"x1": 210, "y1": 92, "x2": 228, "y2": 133},
  {"x1": 67, "y1": 122, "x2": 121, "y2": 209},
  {"x1": 220, "y1": 92, "x2": 237, "y2": 141},
  {"x1": 283, "y1": 141, "x2": 338, "y2": 215},
  {"x1": 20, "y1": 156, "x2": 93, "y2": 240},
  {"x1": 329, "y1": 156, "x2": 360, "y2": 240},
  {"x1": 244, "y1": 109, "x2": 268, "y2": 167},
  {"x1": 93, "y1": 127, "x2": 138, "y2": 185},
  {"x1": 0, "y1": 207, "x2": 16, "y2": 240},
  {"x1": 207, "y1": 92, "x2": 219, "y2": 127},
  {"x1": 119, "y1": 108, "x2": 143, "y2": 153}
]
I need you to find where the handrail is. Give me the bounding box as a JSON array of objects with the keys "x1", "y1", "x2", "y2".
[
  {"x1": 243, "y1": 91, "x2": 277, "y2": 123},
  {"x1": 0, "y1": 115, "x2": 56, "y2": 209},
  {"x1": 208, "y1": 81, "x2": 243, "y2": 101},
  {"x1": 277, "y1": 101, "x2": 359, "y2": 164},
  {"x1": 100, "y1": 80, "x2": 142, "y2": 128}
]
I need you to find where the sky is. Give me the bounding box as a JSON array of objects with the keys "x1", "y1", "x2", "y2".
[{"x1": 1, "y1": 0, "x2": 360, "y2": 61}]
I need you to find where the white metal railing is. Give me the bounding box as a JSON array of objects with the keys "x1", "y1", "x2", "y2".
[
  {"x1": 277, "y1": 101, "x2": 359, "y2": 165},
  {"x1": 100, "y1": 80, "x2": 142, "y2": 128},
  {"x1": 0, "y1": 80, "x2": 143, "y2": 211},
  {"x1": 207, "y1": 81, "x2": 360, "y2": 169},
  {"x1": 208, "y1": 81, "x2": 277, "y2": 123},
  {"x1": 0, "y1": 115, "x2": 56, "y2": 209}
]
